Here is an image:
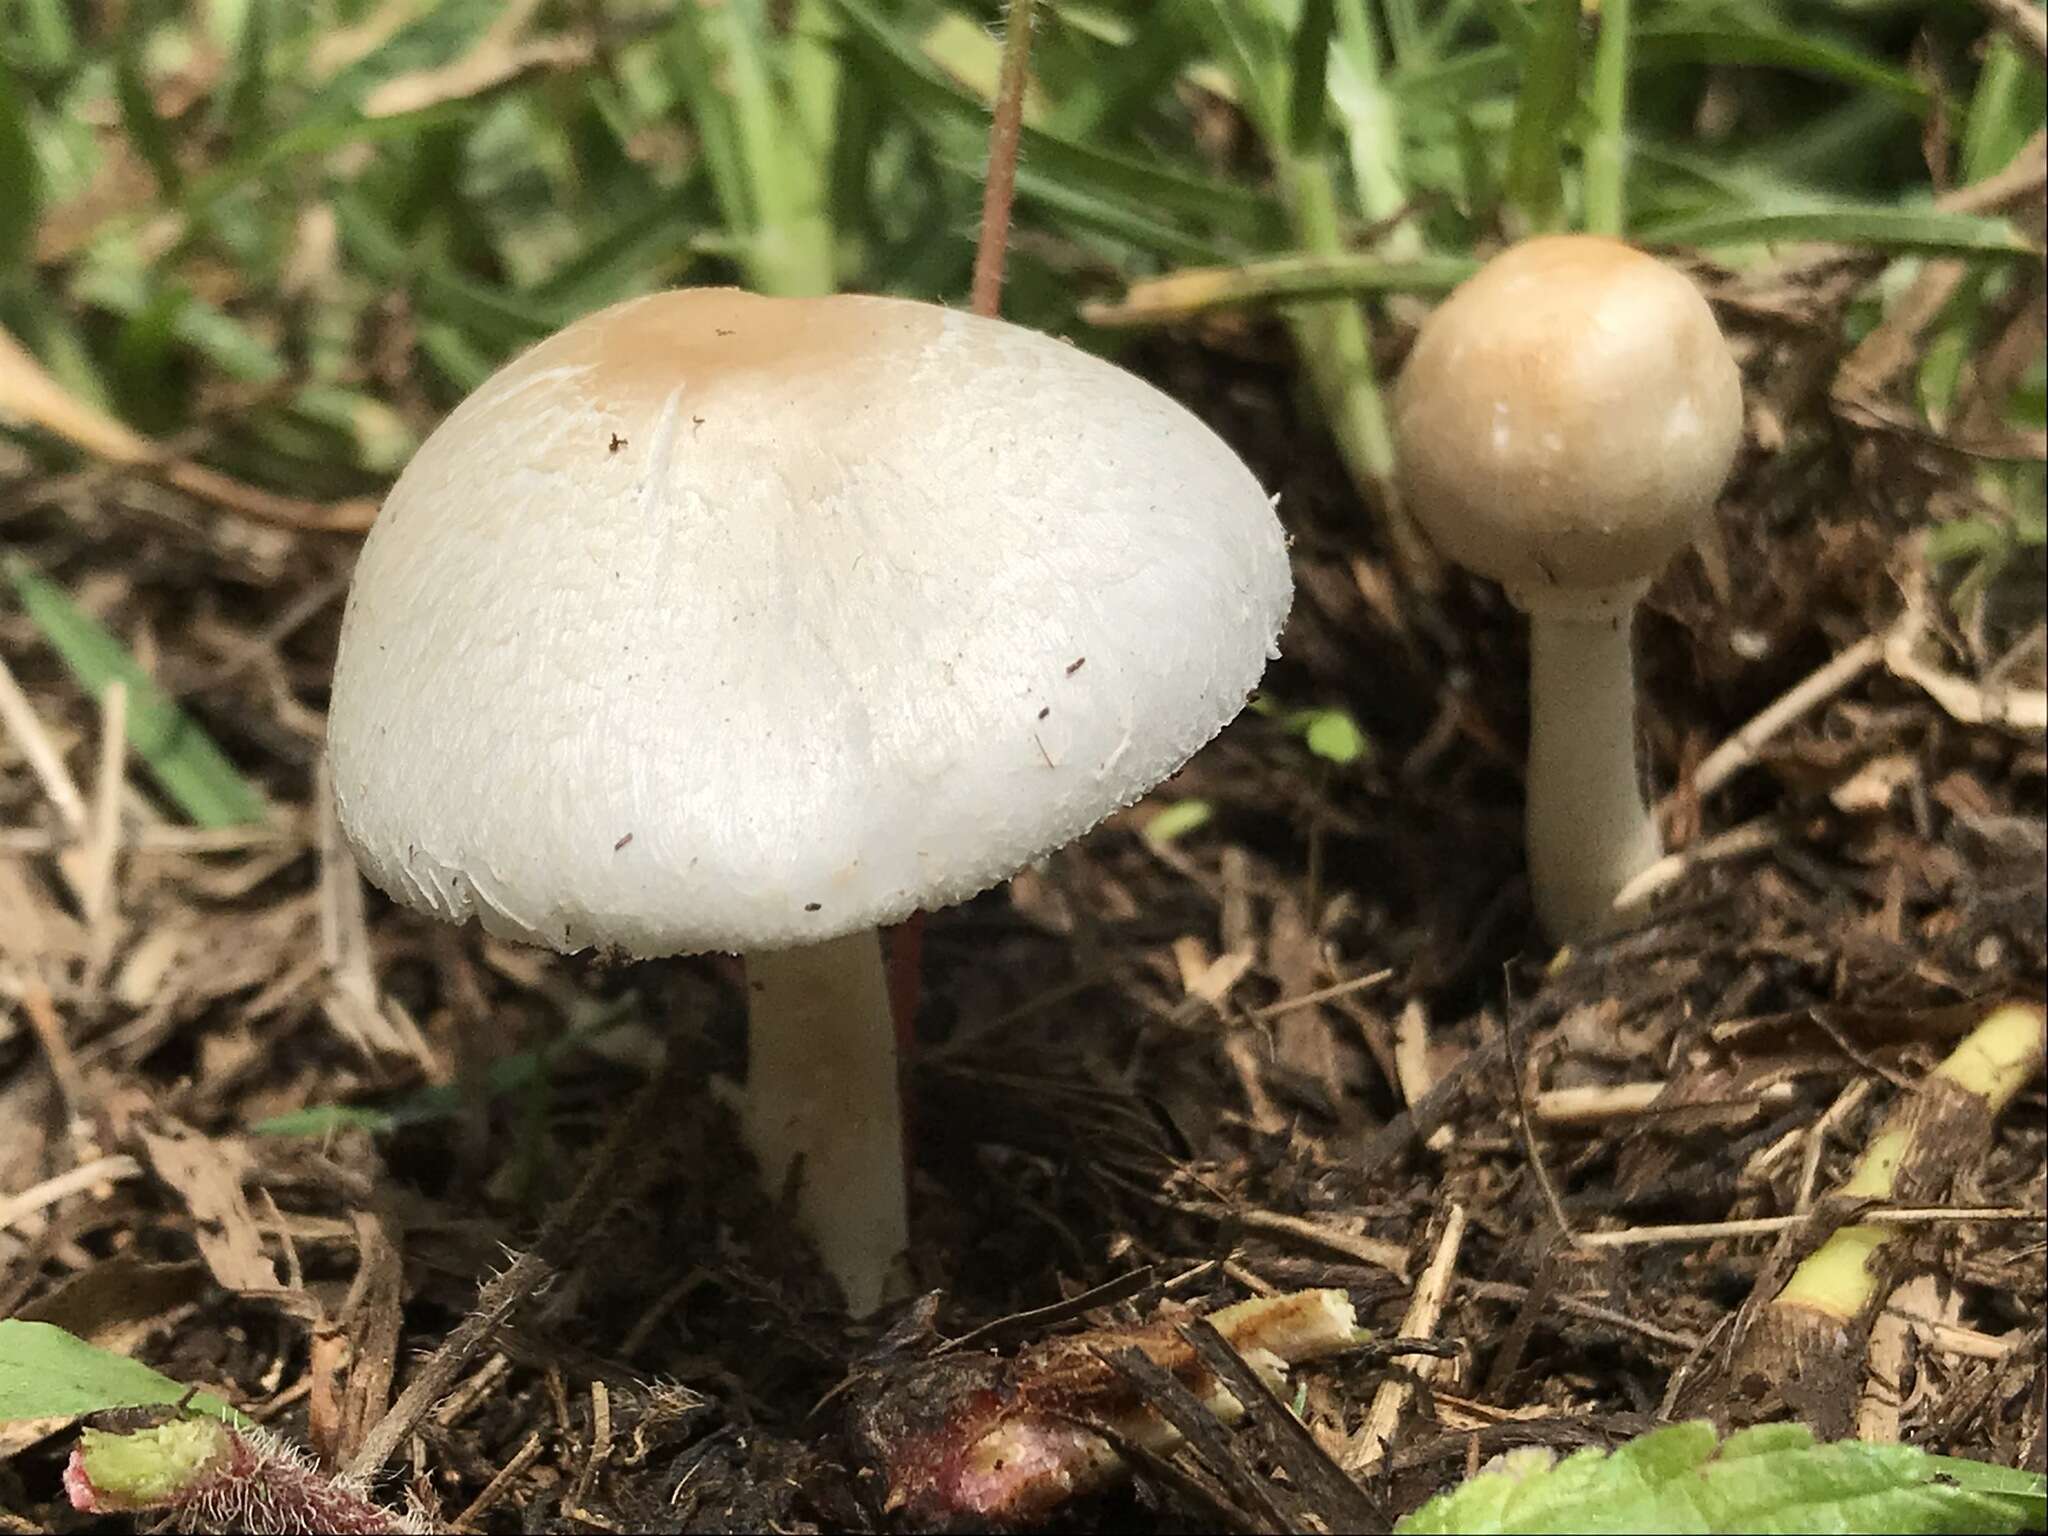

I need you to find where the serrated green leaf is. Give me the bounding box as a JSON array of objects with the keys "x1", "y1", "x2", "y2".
[
  {"x1": 0, "y1": 1321, "x2": 245, "y2": 1427},
  {"x1": 1395, "y1": 1421, "x2": 2045, "y2": 1535},
  {"x1": 2, "y1": 558, "x2": 268, "y2": 829}
]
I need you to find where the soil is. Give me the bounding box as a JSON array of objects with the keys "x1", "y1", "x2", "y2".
[{"x1": 1, "y1": 276, "x2": 2043, "y2": 1533}]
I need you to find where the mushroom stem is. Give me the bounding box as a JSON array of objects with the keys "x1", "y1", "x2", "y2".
[
  {"x1": 742, "y1": 931, "x2": 908, "y2": 1315},
  {"x1": 1524, "y1": 608, "x2": 1661, "y2": 943}
]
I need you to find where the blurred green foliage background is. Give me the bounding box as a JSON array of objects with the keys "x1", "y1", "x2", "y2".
[{"x1": 1, "y1": 0, "x2": 2042, "y2": 536}]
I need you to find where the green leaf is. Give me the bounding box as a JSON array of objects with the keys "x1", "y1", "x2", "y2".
[
  {"x1": 1502, "y1": 0, "x2": 1579, "y2": 234},
  {"x1": 1302, "y1": 708, "x2": 1370, "y2": 766},
  {"x1": 2, "y1": 558, "x2": 268, "y2": 829},
  {"x1": 1143, "y1": 799, "x2": 1214, "y2": 848},
  {"x1": 1395, "y1": 1422, "x2": 2045, "y2": 1535},
  {"x1": 0, "y1": 1321, "x2": 245, "y2": 1427}
]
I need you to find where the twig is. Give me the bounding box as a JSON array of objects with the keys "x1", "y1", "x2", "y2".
[
  {"x1": 1181, "y1": 1319, "x2": 1386, "y2": 1534},
  {"x1": 1246, "y1": 968, "x2": 1392, "y2": 1021},
  {"x1": 1456, "y1": 1278, "x2": 1701, "y2": 1353},
  {"x1": 1503, "y1": 1015, "x2": 1579, "y2": 1246},
  {"x1": 1856, "y1": 1273, "x2": 1939, "y2": 1443},
  {"x1": 1580, "y1": 1205, "x2": 2043, "y2": 1248},
  {"x1": 1097, "y1": 1344, "x2": 1302, "y2": 1531},
  {"x1": 1200, "y1": 1205, "x2": 1411, "y2": 1279},
  {"x1": 1794, "y1": 1077, "x2": 1876, "y2": 1215},
  {"x1": 936, "y1": 1265, "x2": 1161, "y2": 1356},
  {"x1": 0, "y1": 652, "x2": 88, "y2": 836},
  {"x1": 969, "y1": 0, "x2": 1036, "y2": 317},
  {"x1": 1684, "y1": 634, "x2": 1885, "y2": 803},
  {"x1": 451, "y1": 1432, "x2": 544, "y2": 1532},
  {"x1": 0, "y1": 325, "x2": 376, "y2": 533},
  {"x1": 1612, "y1": 817, "x2": 1780, "y2": 914},
  {"x1": 1530, "y1": 1082, "x2": 1665, "y2": 1126},
  {"x1": 1344, "y1": 1203, "x2": 1466, "y2": 1473},
  {"x1": 17, "y1": 978, "x2": 92, "y2": 1123},
  {"x1": 83, "y1": 681, "x2": 127, "y2": 979},
  {"x1": 344, "y1": 1059, "x2": 684, "y2": 1478},
  {"x1": 0, "y1": 1153, "x2": 142, "y2": 1231}
]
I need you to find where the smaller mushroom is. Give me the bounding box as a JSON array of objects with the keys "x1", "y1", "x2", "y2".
[{"x1": 1393, "y1": 236, "x2": 1743, "y2": 942}]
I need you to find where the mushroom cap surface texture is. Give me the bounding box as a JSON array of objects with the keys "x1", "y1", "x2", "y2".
[
  {"x1": 328, "y1": 289, "x2": 1292, "y2": 956},
  {"x1": 1393, "y1": 235, "x2": 1743, "y2": 613}
]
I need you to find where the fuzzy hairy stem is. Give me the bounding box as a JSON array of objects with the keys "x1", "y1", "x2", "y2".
[{"x1": 67, "y1": 1418, "x2": 417, "y2": 1534}]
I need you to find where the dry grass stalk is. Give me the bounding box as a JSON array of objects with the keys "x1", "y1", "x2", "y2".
[{"x1": 1343, "y1": 1202, "x2": 1467, "y2": 1473}]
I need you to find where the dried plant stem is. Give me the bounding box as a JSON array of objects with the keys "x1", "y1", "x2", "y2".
[
  {"x1": 1680, "y1": 1001, "x2": 2045, "y2": 1433},
  {"x1": 0, "y1": 324, "x2": 376, "y2": 532},
  {"x1": 1344, "y1": 1203, "x2": 1466, "y2": 1473},
  {"x1": 345, "y1": 1059, "x2": 683, "y2": 1478}
]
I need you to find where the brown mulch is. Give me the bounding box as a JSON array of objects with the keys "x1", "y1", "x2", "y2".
[{"x1": 1, "y1": 259, "x2": 2043, "y2": 1532}]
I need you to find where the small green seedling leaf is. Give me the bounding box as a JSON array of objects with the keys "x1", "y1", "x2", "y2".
[
  {"x1": 2, "y1": 556, "x2": 267, "y2": 828},
  {"x1": 1302, "y1": 709, "x2": 1370, "y2": 766},
  {"x1": 1395, "y1": 1421, "x2": 2045, "y2": 1535},
  {"x1": 0, "y1": 1321, "x2": 245, "y2": 1426},
  {"x1": 1143, "y1": 799, "x2": 1213, "y2": 848}
]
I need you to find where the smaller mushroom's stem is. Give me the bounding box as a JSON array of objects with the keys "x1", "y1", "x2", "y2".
[
  {"x1": 1524, "y1": 607, "x2": 1660, "y2": 943},
  {"x1": 742, "y1": 931, "x2": 908, "y2": 1315}
]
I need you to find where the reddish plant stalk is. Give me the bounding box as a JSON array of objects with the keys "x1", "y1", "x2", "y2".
[{"x1": 969, "y1": 0, "x2": 1039, "y2": 318}]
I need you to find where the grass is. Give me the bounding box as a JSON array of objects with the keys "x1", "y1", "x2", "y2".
[
  {"x1": 3, "y1": 0, "x2": 2039, "y2": 471},
  {"x1": 0, "y1": 0, "x2": 2039, "y2": 817}
]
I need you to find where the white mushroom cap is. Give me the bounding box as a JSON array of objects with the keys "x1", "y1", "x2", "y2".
[
  {"x1": 1394, "y1": 236, "x2": 1743, "y2": 616},
  {"x1": 328, "y1": 289, "x2": 1291, "y2": 956}
]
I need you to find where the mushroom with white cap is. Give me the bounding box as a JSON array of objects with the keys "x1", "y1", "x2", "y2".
[
  {"x1": 1392, "y1": 235, "x2": 1743, "y2": 943},
  {"x1": 326, "y1": 289, "x2": 1293, "y2": 1314}
]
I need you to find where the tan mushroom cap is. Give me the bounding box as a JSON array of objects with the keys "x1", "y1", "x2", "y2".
[{"x1": 1394, "y1": 236, "x2": 1743, "y2": 615}]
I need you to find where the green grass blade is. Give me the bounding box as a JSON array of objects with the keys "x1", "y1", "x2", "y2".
[
  {"x1": 662, "y1": 0, "x2": 758, "y2": 245},
  {"x1": 1584, "y1": 0, "x2": 1632, "y2": 235},
  {"x1": 721, "y1": 0, "x2": 834, "y2": 294},
  {"x1": 2, "y1": 557, "x2": 268, "y2": 829},
  {"x1": 1961, "y1": 37, "x2": 2045, "y2": 184},
  {"x1": 219, "y1": 0, "x2": 269, "y2": 150},
  {"x1": 830, "y1": 0, "x2": 1275, "y2": 237},
  {"x1": 0, "y1": 62, "x2": 41, "y2": 277},
  {"x1": 1502, "y1": 0, "x2": 1579, "y2": 233},
  {"x1": 113, "y1": 18, "x2": 183, "y2": 200},
  {"x1": 1631, "y1": 27, "x2": 1930, "y2": 114},
  {"x1": 1640, "y1": 205, "x2": 2043, "y2": 258},
  {"x1": 1287, "y1": 0, "x2": 1338, "y2": 156},
  {"x1": 1086, "y1": 253, "x2": 1477, "y2": 326}
]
